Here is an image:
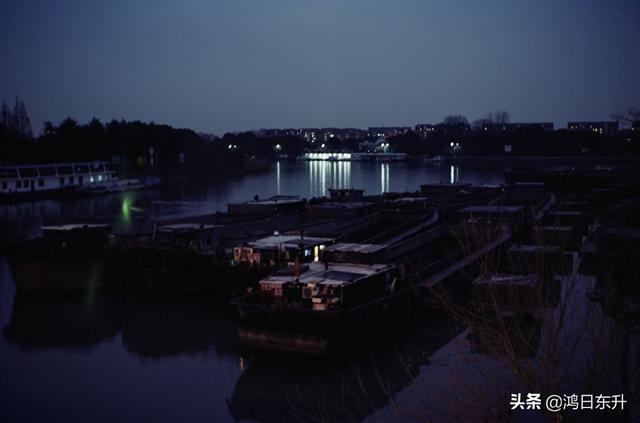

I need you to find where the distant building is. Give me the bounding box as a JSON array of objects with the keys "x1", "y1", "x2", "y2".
[
  {"x1": 330, "y1": 128, "x2": 368, "y2": 140},
  {"x1": 367, "y1": 127, "x2": 411, "y2": 138},
  {"x1": 434, "y1": 122, "x2": 469, "y2": 137},
  {"x1": 567, "y1": 121, "x2": 618, "y2": 136},
  {"x1": 317, "y1": 128, "x2": 367, "y2": 142},
  {"x1": 480, "y1": 122, "x2": 554, "y2": 132},
  {"x1": 415, "y1": 124, "x2": 437, "y2": 139},
  {"x1": 256, "y1": 128, "x2": 301, "y2": 138},
  {"x1": 301, "y1": 129, "x2": 319, "y2": 143}
]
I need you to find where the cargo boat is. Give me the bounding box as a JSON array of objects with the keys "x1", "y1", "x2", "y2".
[
  {"x1": 231, "y1": 260, "x2": 417, "y2": 354},
  {"x1": 5, "y1": 223, "x2": 120, "y2": 294}
]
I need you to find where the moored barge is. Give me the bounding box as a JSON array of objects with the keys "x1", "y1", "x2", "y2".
[
  {"x1": 232, "y1": 261, "x2": 411, "y2": 354},
  {"x1": 6, "y1": 223, "x2": 119, "y2": 294}
]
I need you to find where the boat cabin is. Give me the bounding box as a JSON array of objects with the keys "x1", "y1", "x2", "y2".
[
  {"x1": 459, "y1": 205, "x2": 525, "y2": 226},
  {"x1": 472, "y1": 273, "x2": 546, "y2": 313},
  {"x1": 227, "y1": 196, "x2": 305, "y2": 216},
  {"x1": 41, "y1": 223, "x2": 112, "y2": 245},
  {"x1": 258, "y1": 262, "x2": 395, "y2": 311},
  {"x1": 328, "y1": 188, "x2": 365, "y2": 202},
  {"x1": 322, "y1": 243, "x2": 387, "y2": 264},
  {"x1": 233, "y1": 234, "x2": 334, "y2": 266},
  {"x1": 1, "y1": 161, "x2": 115, "y2": 196},
  {"x1": 155, "y1": 223, "x2": 221, "y2": 253}
]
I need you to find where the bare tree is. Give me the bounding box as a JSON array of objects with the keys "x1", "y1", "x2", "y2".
[
  {"x1": 611, "y1": 107, "x2": 640, "y2": 125},
  {"x1": 442, "y1": 115, "x2": 469, "y2": 127},
  {"x1": 491, "y1": 110, "x2": 510, "y2": 124},
  {"x1": 473, "y1": 110, "x2": 511, "y2": 129}
]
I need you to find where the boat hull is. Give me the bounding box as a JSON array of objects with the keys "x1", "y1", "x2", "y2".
[
  {"x1": 233, "y1": 290, "x2": 420, "y2": 355},
  {"x1": 6, "y1": 246, "x2": 120, "y2": 295}
]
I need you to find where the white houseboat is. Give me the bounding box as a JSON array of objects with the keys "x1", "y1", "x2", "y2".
[{"x1": 0, "y1": 161, "x2": 115, "y2": 197}]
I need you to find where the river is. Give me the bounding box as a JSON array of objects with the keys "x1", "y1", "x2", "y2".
[
  {"x1": 0, "y1": 160, "x2": 504, "y2": 241},
  {"x1": 0, "y1": 160, "x2": 505, "y2": 422}
]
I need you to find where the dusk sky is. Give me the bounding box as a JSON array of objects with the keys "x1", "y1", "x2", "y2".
[{"x1": 1, "y1": 0, "x2": 639, "y2": 135}]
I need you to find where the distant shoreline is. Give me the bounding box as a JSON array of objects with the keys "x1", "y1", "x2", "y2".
[{"x1": 447, "y1": 155, "x2": 640, "y2": 163}]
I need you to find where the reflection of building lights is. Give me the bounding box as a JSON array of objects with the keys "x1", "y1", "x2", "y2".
[
  {"x1": 380, "y1": 163, "x2": 389, "y2": 193},
  {"x1": 276, "y1": 161, "x2": 281, "y2": 195},
  {"x1": 449, "y1": 165, "x2": 459, "y2": 184}
]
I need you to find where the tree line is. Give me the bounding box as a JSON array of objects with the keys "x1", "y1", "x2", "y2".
[{"x1": 2, "y1": 99, "x2": 639, "y2": 173}]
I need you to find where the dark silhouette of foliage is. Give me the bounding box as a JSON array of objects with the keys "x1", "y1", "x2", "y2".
[{"x1": 0, "y1": 96, "x2": 34, "y2": 162}]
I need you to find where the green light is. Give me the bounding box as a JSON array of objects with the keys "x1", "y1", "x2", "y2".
[{"x1": 121, "y1": 194, "x2": 133, "y2": 223}]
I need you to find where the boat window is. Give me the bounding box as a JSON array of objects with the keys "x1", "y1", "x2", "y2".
[
  {"x1": 39, "y1": 167, "x2": 56, "y2": 176},
  {"x1": 38, "y1": 179, "x2": 44, "y2": 187},
  {"x1": 69, "y1": 176, "x2": 74, "y2": 184},
  {"x1": 57, "y1": 166, "x2": 72, "y2": 175},
  {"x1": 16, "y1": 180, "x2": 21, "y2": 189},
  {"x1": 75, "y1": 165, "x2": 89, "y2": 174},
  {"x1": 0, "y1": 168, "x2": 18, "y2": 178},
  {"x1": 19, "y1": 168, "x2": 37, "y2": 177},
  {"x1": 60, "y1": 177, "x2": 65, "y2": 186},
  {"x1": 78, "y1": 176, "x2": 83, "y2": 185},
  {"x1": 2, "y1": 181, "x2": 6, "y2": 189}
]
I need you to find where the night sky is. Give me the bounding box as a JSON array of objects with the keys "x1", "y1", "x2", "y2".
[{"x1": 1, "y1": 0, "x2": 639, "y2": 134}]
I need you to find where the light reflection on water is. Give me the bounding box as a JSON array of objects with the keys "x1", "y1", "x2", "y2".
[
  {"x1": 0, "y1": 161, "x2": 507, "y2": 422},
  {"x1": 307, "y1": 160, "x2": 353, "y2": 197},
  {"x1": 0, "y1": 254, "x2": 464, "y2": 423},
  {"x1": 2, "y1": 161, "x2": 619, "y2": 422},
  {"x1": 0, "y1": 160, "x2": 504, "y2": 241},
  {"x1": 383, "y1": 163, "x2": 390, "y2": 193},
  {"x1": 450, "y1": 164, "x2": 459, "y2": 184}
]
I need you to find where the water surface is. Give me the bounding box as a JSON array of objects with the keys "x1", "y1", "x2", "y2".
[
  {"x1": 0, "y1": 160, "x2": 504, "y2": 422},
  {"x1": 0, "y1": 160, "x2": 504, "y2": 240}
]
